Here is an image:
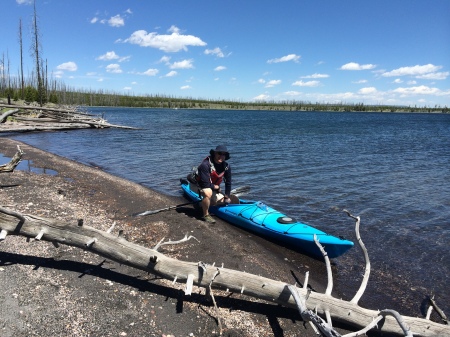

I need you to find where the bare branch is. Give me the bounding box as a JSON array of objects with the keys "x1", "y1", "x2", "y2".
[
  {"x1": 380, "y1": 309, "x2": 413, "y2": 337},
  {"x1": 153, "y1": 233, "x2": 199, "y2": 251},
  {"x1": 314, "y1": 234, "x2": 333, "y2": 296},
  {"x1": 288, "y1": 284, "x2": 341, "y2": 337},
  {"x1": 429, "y1": 296, "x2": 449, "y2": 325},
  {"x1": 344, "y1": 209, "x2": 371, "y2": 305}
]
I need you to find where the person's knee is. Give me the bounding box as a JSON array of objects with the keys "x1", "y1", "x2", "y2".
[{"x1": 201, "y1": 188, "x2": 213, "y2": 199}]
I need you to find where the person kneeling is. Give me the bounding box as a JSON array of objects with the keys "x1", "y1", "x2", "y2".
[{"x1": 196, "y1": 145, "x2": 232, "y2": 224}]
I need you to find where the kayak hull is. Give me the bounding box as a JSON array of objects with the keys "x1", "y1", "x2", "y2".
[{"x1": 180, "y1": 181, "x2": 354, "y2": 259}]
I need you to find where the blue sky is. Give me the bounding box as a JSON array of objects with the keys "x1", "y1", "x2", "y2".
[{"x1": 3, "y1": 0, "x2": 450, "y2": 107}]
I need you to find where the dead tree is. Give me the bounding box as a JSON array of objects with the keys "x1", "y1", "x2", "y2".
[
  {"x1": 0, "y1": 104, "x2": 137, "y2": 130},
  {"x1": 0, "y1": 206, "x2": 448, "y2": 336},
  {"x1": 0, "y1": 145, "x2": 23, "y2": 173}
]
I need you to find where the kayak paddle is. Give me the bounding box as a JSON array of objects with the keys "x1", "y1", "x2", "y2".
[{"x1": 134, "y1": 185, "x2": 250, "y2": 217}]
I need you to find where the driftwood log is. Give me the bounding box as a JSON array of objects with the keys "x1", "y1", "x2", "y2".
[
  {"x1": 0, "y1": 103, "x2": 137, "y2": 130},
  {"x1": 0, "y1": 206, "x2": 448, "y2": 336}
]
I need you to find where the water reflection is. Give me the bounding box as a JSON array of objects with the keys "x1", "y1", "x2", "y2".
[{"x1": 0, "y1": 154, "x2": 58, "y2": 176}]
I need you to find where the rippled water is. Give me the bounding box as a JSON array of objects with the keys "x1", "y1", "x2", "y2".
[{"x1": 4, "y1": 107, "x2": 450, "y2": 314}]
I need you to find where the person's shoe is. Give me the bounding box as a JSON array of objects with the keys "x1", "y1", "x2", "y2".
[{"x1": 202, "y1": 214, "x2": 216, "y2": 224}]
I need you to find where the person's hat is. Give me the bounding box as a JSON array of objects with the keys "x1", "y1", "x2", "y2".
[{"x1": 210, "y1": 145, "x2": 230, "y2": 160}]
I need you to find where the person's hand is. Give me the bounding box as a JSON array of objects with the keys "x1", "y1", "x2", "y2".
[{"x1": 224, "y1": 196, "x2": 231, "y2": 204}]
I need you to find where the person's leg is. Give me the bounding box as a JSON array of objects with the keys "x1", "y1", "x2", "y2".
[{"x1": 201, "y1": 188, "x2": 213, "y2": 216}]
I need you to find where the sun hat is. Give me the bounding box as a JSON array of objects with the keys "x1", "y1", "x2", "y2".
[{"x1": 210, "y1": 145, "x2": 230, "y2": 160}]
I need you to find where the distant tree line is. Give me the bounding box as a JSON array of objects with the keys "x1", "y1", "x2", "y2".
[{"x1": 0, "y1": 1, "x2": 448, "y2": 114}]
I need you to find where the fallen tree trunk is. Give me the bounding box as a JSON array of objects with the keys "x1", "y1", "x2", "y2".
[
  {"x1": 0, "y1": 104, "x2": 137, "y2": 130},
  {"x1": 0, "y1": 109, "x2": 19, "y2": 123},
  {"x1": 0, "y1": 207, "x2": 448, "y2": 336}
]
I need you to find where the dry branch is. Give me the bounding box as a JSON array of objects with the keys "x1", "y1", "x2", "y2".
[
  {"x1": 0, "y1": 207, "x2": 449, "y2": 336},
  {"x1": 0, "y1": 145, "x2": 24, "y2": 173}
]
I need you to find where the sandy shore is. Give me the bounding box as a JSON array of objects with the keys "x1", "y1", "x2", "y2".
[{"x1": 1, "y1": 138, "x2": 354, "y2": 337}]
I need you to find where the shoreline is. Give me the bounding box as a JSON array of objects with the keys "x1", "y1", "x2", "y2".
[{"x1": 1, "y1": 138, "x2": 341, "y2": 337}]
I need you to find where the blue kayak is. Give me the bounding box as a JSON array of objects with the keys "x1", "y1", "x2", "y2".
[{"x1": 180, "y1": 179, "x2": 354, "y2": 259}]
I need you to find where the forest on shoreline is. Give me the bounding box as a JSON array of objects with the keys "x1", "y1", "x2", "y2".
[{"x1": 1, "y1": 91, "x2": 448, "y2": 114}]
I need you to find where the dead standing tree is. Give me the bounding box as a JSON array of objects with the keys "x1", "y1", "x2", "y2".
[{"x1": 0, "y1": 204, "x2": 448, "y2": 336}]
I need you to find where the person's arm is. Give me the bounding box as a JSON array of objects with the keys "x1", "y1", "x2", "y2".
[{"x1": 224, "y1": 165, "x2": 232, "y2": 198}]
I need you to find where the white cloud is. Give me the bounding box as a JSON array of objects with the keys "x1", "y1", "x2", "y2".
[
  {"x1": 381, "y1": 64, "x2": 442, "y2": 77},
  {"x1": 164, "y1": 71, "x2": 177, "y2": 77},
  {"x1": 214, "y1": 66, "x2": 226, "y2": 71},
  {"x1": 16, "y1": 0, "x2": 32, "y2": 4},
  {"x1": 159, "y1": 56, "x2": 171, "y2": 64},
  {"x1": 267, "y1": 54, "x2": 300, "y2": 64},
  {"x1": 292, "y1": 80, "x2": 320, "y2": 87},
  {"x1": 90, "y1": 17, "x2": 99, "y2": 24},
  {"x1": 258, "y1": 79, "x2": 266, "y2": 84},
  {"x1": 108, "y1": 15, "x2": 125, "y2": 27},
  {"x1": 265, "y1": 80, "x2": 281, "y2": 88},
  {"x1": 392, "y1": 85, "x2": 449, "y2": 96},
  {"x1": 358, "y1": 87, "x2": 377, "y2": 94},
  {"x1": 125, "y1": 9, "x2": 133, "y2": 14},
  {"x1": 205, "y1": 47, "x2": 225, "y2": 58},
  {"x1": 97, "y1": 51, "x2": 130, "y2": 62},
  {"x1": 169, "y1": 59, "x2": 194, "y2": 69},
  {"x1": 353, "y1": 79, "x2": 368, "y2": 84},
  {"x1": 123, "y1": 26, "x2": 206, "y2": 52},
  {"x1": 340, "y1": 62, "x2": 376, "y2": 70},
  {"x1": 53, "y1": 70, "x2": 64, "y2": 78},
  {"x1": 416, "y1": 72, "x2": 449, "y2": 80},
  {"x1": 105, "y1": 64, "x2": 122, "y2": 73},
  {"x1": 254, "y1": 94, "x2": 270, "y2": 101},
  {"x1": 393, "y1": 79, "x2": 403, "y2": 84},
  {"x1": 283, "y1": 91, "x2": 302, "y2": 96},
  {"x1": 56, "y1": 62, "x2": 77, "y2": 72},
  {"x1": 181, "y1": 85, "x2": 191, "y2": 90},
  {"x1": 301, "y1": 73, "x2": 329, "y2": 79},
  {"x1": 123, "y1": 87, "x2": 132, "y2": 90},
  {"x1": 139, "y1": 68, "x2": 159, "y2": 76}
]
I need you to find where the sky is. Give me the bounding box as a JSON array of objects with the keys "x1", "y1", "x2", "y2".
[{"x1": 2, "y1": 0, "x2": 450, "y2": 107}]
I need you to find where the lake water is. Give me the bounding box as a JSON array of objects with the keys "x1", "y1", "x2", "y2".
[{"x1": 3, "y1": 107, "x2": 450, "y2": 317}]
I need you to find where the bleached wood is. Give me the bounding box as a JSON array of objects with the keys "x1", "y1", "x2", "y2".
[
  {"x1": 343, "y1": 316, "x2": 384, "y2": 337},
  {"x1": 0, "y1": 207, "x2": 449, "y2": 337},
  {"x1": 429, "y1": 296, "x2": 449, "y2": 325},
  {"x1": 344, "y1": 210, "x2": 371, "y2": 305},
  {"x1": 0, "y1": 229, "x2": 8, "y2": 240},
  {"x1": 0, "y1": 145, "x2": 24, "y2": 173},
  {"x1": 314, "y1": 234, "x2": 333, "y2": 296},
  {"x1": 35, "y1": 228, "x2": 45, "y2": 240},
  {"x1": 288, "y1": 285, "x2": 341, "y2": 337},
  {"x1": 0, "y1": 109, "x2": 19, "y2": 123},
  {"x1": 153, "y1": 234, "x2": 199, "y2": 251},
  {"x1": 185, "y1": 274, "x2": 195, "y2": 295}
]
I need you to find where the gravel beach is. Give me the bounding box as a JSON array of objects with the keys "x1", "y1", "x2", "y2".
[{"x1": 0, "y1": 138, "x2": 354, "y2": 337}]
